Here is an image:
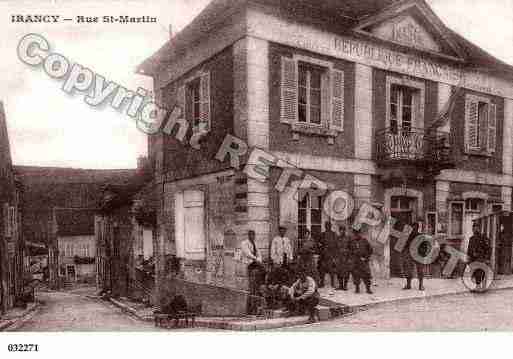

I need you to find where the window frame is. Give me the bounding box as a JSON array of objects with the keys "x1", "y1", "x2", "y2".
[
  {"x1": 293, "y1": 55, "x2": 333, "y2": 129},
  {"x1": 465, "y1": 94, "x2": 496, "y2": 155},
  {"x1": 298, "y1": 191, "x2": 324, "y2": 240},
  {"x1": 386, "y1": 76, "x2": 425, "y2": 131},
  {"x1": 449, "y1": 201, "x2": 465, "y2": 237},
  {"x1": 182, "y1": 71, "x2": 211, "y2": 134}
]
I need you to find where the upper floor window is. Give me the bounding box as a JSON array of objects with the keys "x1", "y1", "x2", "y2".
[
  {"x1": 465, "y1": 94, "x2": 496, "y2": 154},
  {"x1": 281, "y1": 56, "x2": 344, "y2": 133},
  {"x1": 177, "y1": 72, "x2": 211, "y2": 133},
  {"x1": 386, "y1": 76, "x2": 425, "y2": 132},
  {"x1": 298, "y1": 62, "x2": 323, "y2": 125},
  {"x1": 390, "y1": 84, "x2": 418, "y2": 133}
]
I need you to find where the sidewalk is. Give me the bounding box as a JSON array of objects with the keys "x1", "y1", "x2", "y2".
[
  {"x1": 318, "y1": 275, "x2": 513, "y2": 309},
  {"x1": 0, "y1": 302, "x2": 40, "y2": 331},
  {"x1": 106, "y1": 275, "x2": 513, "y2": 331}
]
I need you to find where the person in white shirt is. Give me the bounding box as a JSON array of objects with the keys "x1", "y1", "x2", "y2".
[
  {"x1": 240, "y1": 230, "x2": 265, "y2": 314},
  {"x1": 271, "y1": 226, "x2": 293, "y2": 267}
]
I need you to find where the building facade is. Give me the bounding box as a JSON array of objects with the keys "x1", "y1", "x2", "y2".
[
  {"x1": 138, "y1": 0, "x2": 513, "y2": 313},
  {"x1": 0, "y1": 102, "x2": 24, "y2": 313}
]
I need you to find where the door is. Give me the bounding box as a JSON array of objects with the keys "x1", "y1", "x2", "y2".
[
  {"x1": 498, "y1": 215, "x2": 513, "y2": 275},
  {"x1": 66, "y1": 265, "x2": 76, "y2": 282},
  {"x1": 390, "y1": 211, "x2": 412, "y2": 278}
]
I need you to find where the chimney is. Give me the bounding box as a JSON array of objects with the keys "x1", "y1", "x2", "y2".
[{"x1": 169, "y1": 24, "x2": 173, "y2": 38}]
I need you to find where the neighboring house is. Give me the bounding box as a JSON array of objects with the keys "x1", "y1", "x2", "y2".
[
  {"x1": 0, "y1": 102, "x2": 24, "y2": 313},
  {"x1": 16, "y1": 165, "x2": 137, "y2": 289},
  {"x1": 137, "y1": 0, "x2": 513, "y2": 314},
  {"x1": 96, "y1": 159, "x2": 156, "y2": 302},
  {"x1": 54, "y1": 208, "x2": 97, "y2": 284}
]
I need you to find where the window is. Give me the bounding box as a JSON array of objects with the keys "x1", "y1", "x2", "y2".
[
  {"x1": 281, "y1": 56, "x2": 344, "y2": 132},
  {"x1": 181, "y1": 72, "x2": 211, "y2": 133},
  {"x1": 298, "y1": 192, "x2": 324, "y2": 240},
  {"x1": 65, "y1": 243, "x2": 73, "y2": 257},
  {"x1": 298, "y1": 62, "x2": 323, "y2": 125},
  {"x1": 389, "y1": 84, "x2": 418, "y2": 133},
  {"x1": 174, "y1": 190, "x2": 206, "y2": 260},
  {"x1": 450, "y1": 202, "x2": 464, "y2": 236},
  {"x1": 465, "y1": 198, "x2": 484, "y2": 212},
  {"x1": 426, "y1": 212, "x2": 437, "y2": 235},
  {"x1": 391, "y1": 196, "x2": 414, "y2": 211},
  {"x1": 187, "y1": 78, "x2": 201, "y2": 128},
  {"x1": 465, "y1": 95, "x2": 496, "y2": 154}
]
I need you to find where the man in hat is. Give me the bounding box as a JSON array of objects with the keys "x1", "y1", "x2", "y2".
[
  {"x1": 349, "y1": 227, "x2": 374, "y2": 294},
  {"x1": 467, "y1": 223, "x2": 491, "y2": 290}
]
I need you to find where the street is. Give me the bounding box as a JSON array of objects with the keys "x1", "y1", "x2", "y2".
[
  {"x1": 279, "y1": 289, "x2": 513, "y2": 331},
  {"x1": 12, "y1": 290, "x2": 162, "y2": 332}
]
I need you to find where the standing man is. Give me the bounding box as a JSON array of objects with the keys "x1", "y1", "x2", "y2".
[
  {"x1": 271, "y1": 226, "x2": 293, "y2": 268},
  {"x1": 297, "y1": 229, "x2": 319, "y2": 284},
  {"x1": 402, "y1": 221, "x2": 427, "y2": 291},
  {"x1": 336, "y1": 226, "x2": 352, "y2": 291},
  {"x1": 318, "y1": 222, "x2": 339, "y2": 288},
  {"x1": 241, "y1": 230, "x2": 265, "y2": 314},
  {"x1": 349, "y1": 227, "x2": 373, "y2": 294},
  {"x1": 467, "y1": 223, "x2": 491, "y2": 291}
]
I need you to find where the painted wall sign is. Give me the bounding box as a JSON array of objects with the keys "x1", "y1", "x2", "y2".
[{"x1": 248, "y1": 8, "x2": 513, "y2": 99}]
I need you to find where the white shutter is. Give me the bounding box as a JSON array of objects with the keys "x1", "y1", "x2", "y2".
[
  {"x1": 488, "y1": 103, "x2": 497, "y2": 153},
  {"x1": 199, "y1": 72, "x2": 211, "y2": 131},
  {"x1": 465, "y1": 96, "x2": 479, "y2": 151},
  {"x1": 280, "y1": 57, "x2": 298, "y2": 123},
  {"x1": 330, "y1": 69, "x2": 345, "y2": 131}
]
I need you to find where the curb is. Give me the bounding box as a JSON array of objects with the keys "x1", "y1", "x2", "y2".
[
  {"x1": 0, "y1": 302, "x2": 41, "y2": 332},
  {"x1": 109, "y1": 298, "x2": 153, "y2": 322},
  {"x1": 336, "y1": 283, "x2": 513, "y2": 313}
]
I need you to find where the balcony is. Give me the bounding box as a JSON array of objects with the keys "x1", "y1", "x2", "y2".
[{"x1": 375, "y1": 127, "x2": 455, "y2": 175}]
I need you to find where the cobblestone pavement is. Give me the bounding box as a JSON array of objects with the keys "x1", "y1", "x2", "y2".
[
  {"x1": 279, "y1": 289, "x2": 513, "y2": 331},
  {"x1": 13, "y1": 291, "x2": 164, "y2": 332}
]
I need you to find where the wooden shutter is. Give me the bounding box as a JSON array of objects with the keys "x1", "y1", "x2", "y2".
[
  {"x1": 465, "y1": 96, "x2": 479, "y2": 151},
  {"x1": 331, "y1": 69, "x2": 345, "y2": 131},
  {"x1": 488, "y1": 103, "x2": 497, "y2": 153},
  {"x1": 199, "y1": 72, "x2": 211, "y2": 131},
  {"x1": 280, "y1": 57, "x2": 298, "y2": 123}
]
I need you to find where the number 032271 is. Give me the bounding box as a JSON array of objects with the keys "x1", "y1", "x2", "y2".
[{"x1": 7, "y1": 344, "x2": 39, "y2": 352}]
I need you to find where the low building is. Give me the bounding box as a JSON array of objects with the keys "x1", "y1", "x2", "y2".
[
  {"x1": 53, "y1": 208, "x2": 97, "y2": 284},
  {"x1": 0, "y1": 102, "x2": 24, "y2": 313}
]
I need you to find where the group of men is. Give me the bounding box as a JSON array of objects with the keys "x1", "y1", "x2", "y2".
[
  {"x1": 240, "y1": 218, "x2": 493, "y2": 321},
  {"x1": 240, "y1": 223, "x2": 376, "y2": 322}
]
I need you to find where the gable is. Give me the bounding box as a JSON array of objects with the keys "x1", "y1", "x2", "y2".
[
  {"x1": 354, "y1": 0, "x2": 466, "y2": 61},
  {"x1": 369, "y1": 14, "x2": 441, "y2": 53}
]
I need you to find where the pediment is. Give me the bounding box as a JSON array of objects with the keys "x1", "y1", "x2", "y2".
[{"x1": 354, "y1": 0, "x2": 466, "y2": 61}]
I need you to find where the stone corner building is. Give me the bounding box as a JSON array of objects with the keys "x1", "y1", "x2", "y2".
[
  {"x1": 137, "y1": 0, "x2": 513, "y2": 314},
  {"x1": 0, "y1": 101, "x2": 24, "y2": 313}
]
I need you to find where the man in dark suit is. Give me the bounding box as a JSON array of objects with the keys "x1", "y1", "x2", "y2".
[{"x1": 349, "y1": 227, "x2": 373, "y2": 294}]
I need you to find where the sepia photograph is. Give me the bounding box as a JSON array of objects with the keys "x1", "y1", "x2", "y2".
[{"x1": 1, "y1": 0, "x2": 513, "y2": 355}]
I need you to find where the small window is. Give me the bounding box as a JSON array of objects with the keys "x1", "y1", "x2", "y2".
[
  {"x1": 450, "y1": 202, "x2": 464, "y2": 236},
  {"x1": 465, "y1": 95, "x2": 496, "y2": 153},
  {"x1": 465, "y1": 198, "x2": 484, "y2": 212},
  {"x1": 182, "y1": 72, "x2": 211, "y2": 132}
]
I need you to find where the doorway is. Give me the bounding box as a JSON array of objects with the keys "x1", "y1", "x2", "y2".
[{"x1": 390, "y1": 196, "x2": 415, "y2": 277}]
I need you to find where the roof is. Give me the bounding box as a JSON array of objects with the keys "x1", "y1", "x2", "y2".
[
  {"x1": 137, "y1": 0, "x2": 513, "y2": 78},
  {"x1": 55, "y1": 208, "x2": 96, "y2": 237}
]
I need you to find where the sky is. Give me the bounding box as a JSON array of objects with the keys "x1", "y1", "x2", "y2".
[{"x1": 0, "y1": 0, "x2": 512, "y2": 169}]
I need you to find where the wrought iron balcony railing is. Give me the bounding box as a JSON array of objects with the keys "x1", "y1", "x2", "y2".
[{"x1": 375, "y1": 127, "x2": 454, "y2": 169}]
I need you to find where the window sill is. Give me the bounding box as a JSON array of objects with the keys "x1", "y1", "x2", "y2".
[
  {"x1": 465, "y1": 149, "x2": 494, "y2": 158},
  {"x1": 291, "y1": 123, "x2": 339, "y2": 144}
]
